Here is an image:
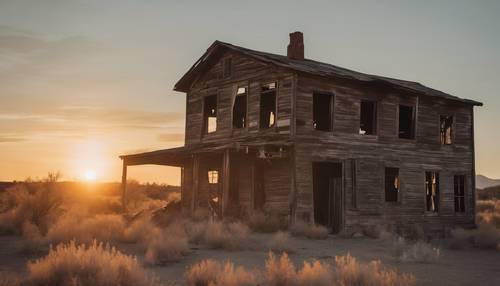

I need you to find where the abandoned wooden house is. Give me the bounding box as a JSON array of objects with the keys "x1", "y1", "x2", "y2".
[{"x1": 120, "y1": 32, "x2": 482, "y2": 234}]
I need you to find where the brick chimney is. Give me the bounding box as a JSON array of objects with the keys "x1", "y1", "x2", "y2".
[{"x1": 287, "y1": 31, "x2": 304, "y2": 60}]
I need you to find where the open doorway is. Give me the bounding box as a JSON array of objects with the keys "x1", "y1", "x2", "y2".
[{"x1": 313, "y1": 162, "x2": 343, "y2": 233}]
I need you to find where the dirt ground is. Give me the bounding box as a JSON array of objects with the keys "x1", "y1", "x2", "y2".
[{"x1": 1, "y1": 233, "x2": 499, "y2": 286}]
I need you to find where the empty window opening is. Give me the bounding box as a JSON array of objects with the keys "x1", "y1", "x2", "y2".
[
  {"x1": 385, "y1": 167, "x2": 399, "y2": 202},
  {"x1": 203, "y1": 95, "x2": 217, "y2": 134},
  {"x1": 454, "y1": 175, "x2": 465, "y2": 213},
  {"x1": 208, "y1": 170, "x2": 219, "y2": 184},
  {"x1": 360, "y1": 100, "x2": 377, "y2": 135},
  {"x1": 232, "y1": 87, "x2": 247, "y2": 128},
  {"x1": 313, "y1": 93, "x2": 333, "y2": 131},
  {"x1": 399, "y1": 105, "x2": 415, "y2": 139},
  {"x1": 222, "y1": 57, "x2": 232, "y2": 79},
  {"x1": 425, "y1": 172, "x2": 440, "y2": 212},
  {"x1": 440, "y1": 115, "x2": 453, "y2": 145},
  {"x1": 260, "y1": 82, "x2": 277, "y2": 129}
]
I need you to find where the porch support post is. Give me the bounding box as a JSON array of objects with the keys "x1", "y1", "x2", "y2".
[
  {"x1": 121, "y1": 160, "x2": 128, "y2": 212},
  {"x1": 191, "y1": 154, "x2": 200, "y2": 215},
  {"x1": 221, "y1": 149, "x2": 231, "y2": 216}
]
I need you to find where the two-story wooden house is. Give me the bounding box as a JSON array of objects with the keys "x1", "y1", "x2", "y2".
[{"x1": 120, "y1": 32, "x2": 482, "y2": 234}]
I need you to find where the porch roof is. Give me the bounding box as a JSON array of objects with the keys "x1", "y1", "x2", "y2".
[{"x1": 119, "y1": 140, "x2": 293, "y2": 167}]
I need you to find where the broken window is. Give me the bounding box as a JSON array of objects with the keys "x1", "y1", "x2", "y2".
[
  {"x1": 440, "y1": 115, "x2": 453, "y2": 145},
  {"x1": 260, "y1": 82, "x2": 277, "y2": 129},
  {"x1": 385, "y1": 167, "x2": 399, "y2": 202},
  {"x1": 398, "y1": 105, "x2": 415, "y2": 139},
  {"x1": 208, "y1": 170, "x2": 219, "y2": 184},
  {"x1": 454, "y1": 175, "x2": 465, "y2": 213},
  {"x1": 203, "y1": 95, "x2": 217, "y2": 134},
  {"x1": 425, "y1": 172, "x2": 440, "y2": 212},
  {"x1": 232, "y1": 87, "x2": 247, "y2": 128},
  {"x1": 360, "y1": 100, "x2": 377, "y2": 135},
  {"x1": 313, "y1": 93, "x2": 333, "y2": 131},
  {"x1": 222, "y1": 57, "x2": 232, "y2": 79}
]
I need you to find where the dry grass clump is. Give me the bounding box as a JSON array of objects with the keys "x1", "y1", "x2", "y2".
[
  {"x1": 186, "y1": 221, "x2": 254, "y2": 250},
  {"x1": 265, "y1": 252, "x2": 298, "y2": 285},
  {"x1": 0, "y1": 272, "x2": 21, "y2": 286},
  {"x1": 46, "y1": 212, "x2": 126, "y2": 244},
  {"x1": 185, "y1": 259, "x2": 257, "y2": 286},
  {"x1": 246, "y1": 211, "x2": 283, "y2": 233},
  {"x1": 334, "y1": 254, "x2": 416, "y2": 286},
  {"x1": 392, "y1": 237, "x2": 440, "y2": 263},
  {"x1": 289, "y1": 221, "x2": 329, "y2": 239},
  {"x1": 449, "y1": 224, "x2": 500, "y2": 250},
  {"x1": 143, "y1": 222, "x2": 189, "y2": 265},
  {"x1": 268, "y1": 231, "x2": 294, "y2": 253},
  {"x1": 25, "y1": 240, "x2": 159, "y2": 286}
]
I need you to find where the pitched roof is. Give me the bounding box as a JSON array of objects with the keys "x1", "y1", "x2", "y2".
[{"x1": 174, "y1": 40, "x2": 482, "y2": 106}]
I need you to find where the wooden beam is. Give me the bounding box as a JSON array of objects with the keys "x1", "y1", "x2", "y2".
[
  {"x1": 191, "y1": 154, "x2": 200, "y2": 215},
  {"x1": 121, "y1": 160, "x2": 128, "y2": 212},
  {"x1": 221, "y1": 149, "x2": 231, "y2": 216}
]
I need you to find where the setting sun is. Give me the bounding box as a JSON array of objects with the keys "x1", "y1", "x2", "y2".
[{"x1": 84, "y1": 170, "x2": 97, "y2": 182}]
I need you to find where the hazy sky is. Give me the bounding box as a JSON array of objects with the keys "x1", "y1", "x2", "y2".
[{"x1": 0, "y1": 0, "x2": 499, "y2": 184}]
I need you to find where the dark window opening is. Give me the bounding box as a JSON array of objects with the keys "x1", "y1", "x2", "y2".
[
  {"x1": 360, "y1": 100, "x2": 377, "y2": 135},
  {"x1": 440, "y1": 115, "x2": 453, "y2": 145},
  {"x1": 203, "y1": 95, "x2": 217, "y2": 134},
  {"x1": 313, "y1": 93, "x2": 333, "y2": 131},
  {"x1": 454, "y1": 175, "x2": 465, "y2": 213},
  {"x1": 385, "y1": 167, "x2": 399, "y2": 202},
  {"x1": 425, "y1": 172, "x2": 440, "y2": 212},
  {"x1": 232, "y1": 87, "x2": 247, "y2": 128},
  {"x1": 399, "y1": 105, "x2": 415, "y2": 139},
  {"x1": 222, "y1": 58, "x2": 232, "y2": 79},
  {"x1": 260, "y1": 82, "x2": 277, "y2": 129}
]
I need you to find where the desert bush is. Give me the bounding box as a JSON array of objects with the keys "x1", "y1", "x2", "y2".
[
  {"x1": 0, "y1": 182, "x2": 62, "y2": 235},
  {"x1": 185, "y1": 259, "x2": 257, "y2": 286},
  {"x1": 143, "y1": 223, "x2": 189, "y2": 265},
  {"x1": 448, "y1": 228, "x2": 474, "y2": 249},
  {"x1": 25, "y1": 240, "x2": 159, "y2": 286},
  {"x1": 246, "y1": 211, "x2": 283, "y2": 233},
  {"x1": 289, "y1": 221, "x2": 329, "y2": 239},
  {"x1": 392, "y1": 237, "x2": 440, "y2": 263},
  {"x1": 477, "y1": 199, "x2": 497, "y2": 212},
  {"x1": 268, "y1": 231, "x2": 294, "y2": 253},
  {"x1": 203, "y1": 221, "x2": 253, "y2": 250},
  {"x1": 296, "y1": 260, "x2": 333, "y2": 286},
  {"x1": 46, "y1": 211, "x2": 126, "y2": 244},
  {"x1": 334, "y1": 254, "x2": 416, "y2": 286},
  {"x1": 478, "y1": 211, "x2": 500, "y2": 228},
  {"x1": 265, "y1": 252, "x2": 297, "y2": 286},
  {"x1": 0, "y1": 271, "x2": 21, "y2": 286}
]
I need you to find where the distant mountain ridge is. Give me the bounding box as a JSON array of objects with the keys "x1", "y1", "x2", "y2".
[{"x1": 476, "y1": 174, "x2": 500, "y2": 189}]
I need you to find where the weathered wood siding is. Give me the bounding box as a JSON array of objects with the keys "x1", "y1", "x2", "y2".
[
  {"x1": 294, "y1": 74, "x2": 475, "y2": 231},
  {"x1": 185, "y1": 51, "x2": 294, "y2": 146}
]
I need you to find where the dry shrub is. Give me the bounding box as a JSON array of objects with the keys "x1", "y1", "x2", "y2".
[
  {"x1": 185, "y1": 259, "x2": 257, "y2": 286},
  {"x1": 297, "y1": 260, "x2": 333, "y2": 285},
  {"x1": 265, "y1": 252, "x2": 297, "y2": 286},
  {"x1": 334, "y1": 254, "x2": 416, "y2": 286},
  {"x1": 477, "y1": 199, "x2": 497, "y2": 212},
  {"x1": 448, "y1": 228, "x2": 473, "y2": 249},
  {"x1": 289, "y1": 221, "x2": 329, "y2": 239},
  {"x1": 47, "y1": 212, "x2": 125, "y2": 244},
  {"x1": 0, "y1": 272, "x2": 21, "y2": 286},
  {"x1": 19, "y1": 221, "x2": 48, "y2": 253},
  {"x1": 246, "y1": 211, "x2": 283, "y2": 233},
  {"x1": 191, "y1": 221, "x2": 254, "y2": 250},
  {"x1": 143, "y1": 223, "x2": 189, "y2": 265},
  {"x1": 0, "y1": 183, "x2": 62, "y2": 235},
  {"x1": 123, "y1": 214, "x2": 157, "y2": 243},
  {"x1": 478, "y1": 211, "x2": 500, "y2": 228},
  {"x1": 392, "y1": 237, "x2": 440, "y2": 263},
  {"x1": 268, "y1": 231, "x2": 294, "y2": 253},
  {"x1": 26, "y1": 240, "x2": 159, "y2": 286}
]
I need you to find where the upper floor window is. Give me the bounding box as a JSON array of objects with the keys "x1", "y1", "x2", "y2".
[
  {"x1": 313, "y1": 93, "x2": 333, "y2": 131},
  {"x1": 203, "y1": 95, "x2": 217, "y2": 134},
  {"x1": 222, "y1": 58, "x2": 232, "y2": 79},
  {"x1": 454, "y1": 175, "x2": 465, "y2": 213},
  {"x1": 440, "y1": 115, "x2": 453, "y2": 145},
  {"x1": 385, "y1": 167, "x2": 399, "y2": 202},
  {"x1": 260, "y1": 82, "x2": 277, "y2": 129},
  {"x1": 233, "y1": 87, "x2": 247, "y2": 129},
  {"x1": 360, "y1": 100, "x2": 377, "y2": 135},
  {"x1": 425, "y1": 171, "x2": 440, "y2": 212},
  {"x1": 399, "y1": 104, "x2": 415, "y2": 139},
  {"x1": 208, "y1": 170, "x2": 219, "y2": 184}
]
